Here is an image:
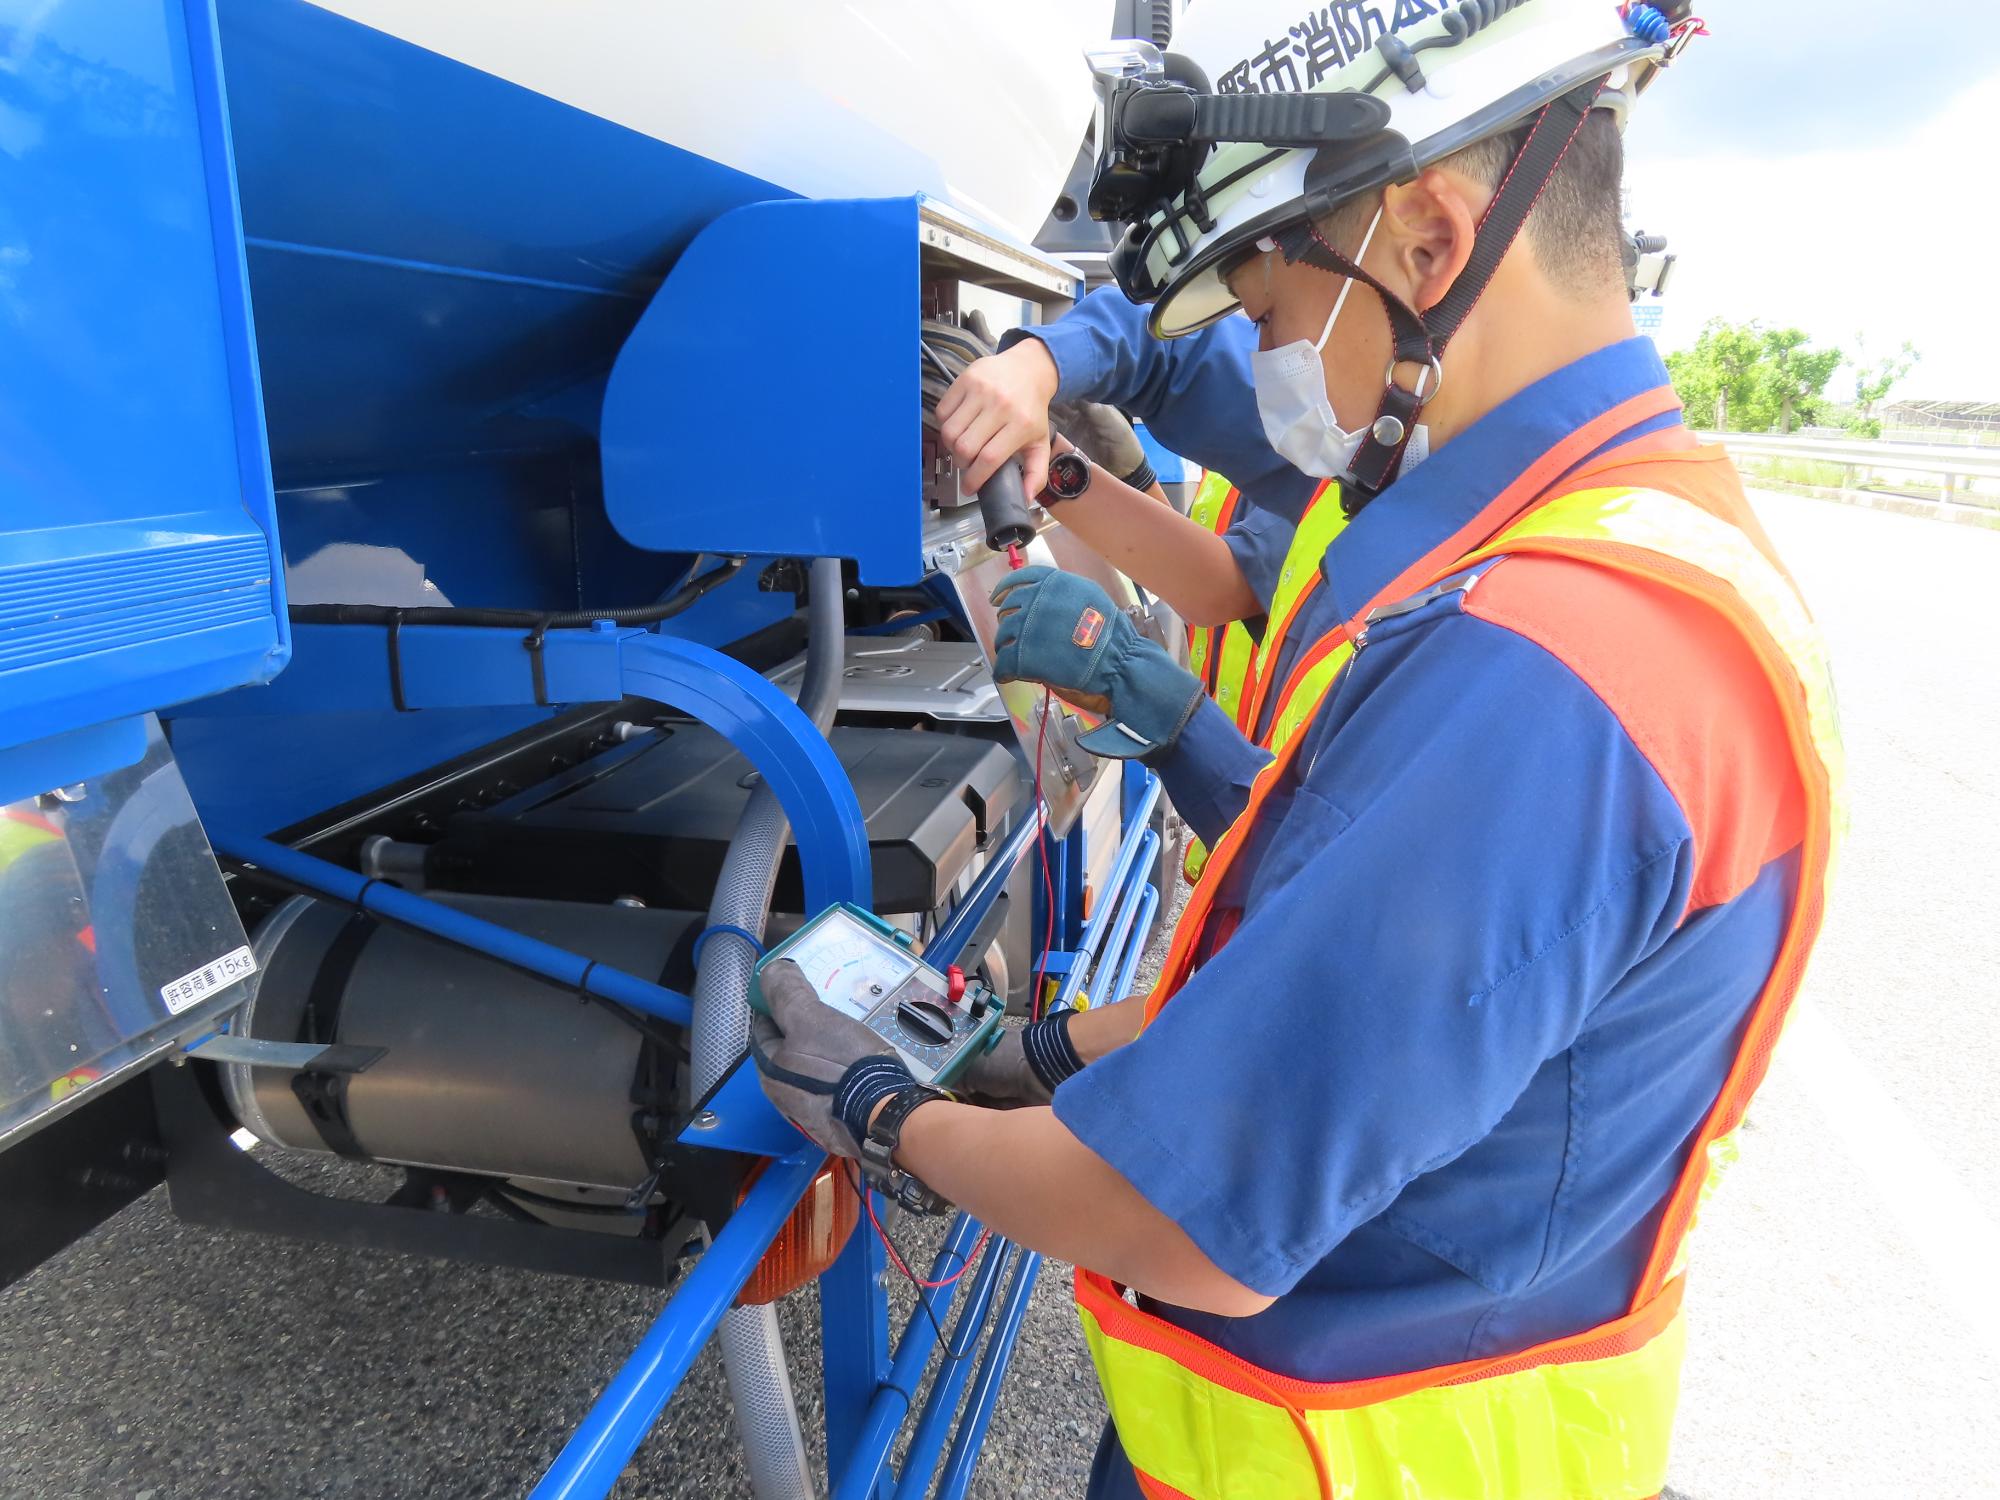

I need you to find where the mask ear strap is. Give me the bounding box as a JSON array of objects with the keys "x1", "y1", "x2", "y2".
[
  {"x1": 1294, "y1": 222, "x2": 1433, "y2": 505},
  {"x1": 1310, "y1": 206, "x2": 1383, "y2": 353},
  {"x1": 1285, "y1": 80, "x2": 1605, "y2": 512}
]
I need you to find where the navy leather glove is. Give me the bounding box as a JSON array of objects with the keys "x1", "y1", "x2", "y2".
[{"x1": 990, "y1": 566, "x2": 1203, "y2": 758}]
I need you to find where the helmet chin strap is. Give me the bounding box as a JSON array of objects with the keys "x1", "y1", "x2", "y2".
[{"x1": 1286, "y1": 80, "x2": 1605, "y2": 514}]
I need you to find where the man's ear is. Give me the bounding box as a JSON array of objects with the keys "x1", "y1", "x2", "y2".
[{"x1": 1379, "y1": 168, "x2": 1484, "y2": 313}]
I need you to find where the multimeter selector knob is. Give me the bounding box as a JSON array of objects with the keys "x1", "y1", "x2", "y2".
[{"x1": 896, "y1": 999, "x2": 956, "y2": 1046}]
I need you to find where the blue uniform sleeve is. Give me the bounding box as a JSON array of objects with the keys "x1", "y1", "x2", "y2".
[
  {"x1": 1055, "y1": 611, "x2": 1696, "y2": 1296},
  {"x1": 1003, "y1": 291, "x2": 1313, "y2": 523},
  {"x1": 1220, "y1": 506, "x2": 1297, "y2": 612},
  {"x1": 1144, "y1": 696, "x2": 1268, "y2": 847}
]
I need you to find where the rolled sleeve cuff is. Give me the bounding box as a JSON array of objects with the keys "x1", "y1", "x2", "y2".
[
  {"x1": 998, "y1": 325, "x2": 1099, "y2": 405},
  {"x1": 1143, "y1": 695, "x2": 1267, "y2": 846}
]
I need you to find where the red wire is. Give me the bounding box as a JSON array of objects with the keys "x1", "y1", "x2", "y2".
[
  {"x1": 1030, "y1": 686, "x2": 1056, "y2": 1021},
  {"x1": 861, "y1": 1175, "x2": 992, "y2": 1288}
]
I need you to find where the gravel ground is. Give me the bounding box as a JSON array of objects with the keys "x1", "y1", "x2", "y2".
[{"x1": 3, "y1": 489, "x2": 1992, "y2": 1498}]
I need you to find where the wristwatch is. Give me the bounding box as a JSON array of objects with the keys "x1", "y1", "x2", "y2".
[
  {"x1": 859, "y1": 1084, "x2": 952, "y2": 1216},
  {"x1": 1043, "y1": 450, "x2": 1093, "y2": 503}
]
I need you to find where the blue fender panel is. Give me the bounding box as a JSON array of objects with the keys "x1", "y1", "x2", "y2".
[
  {"x1": 0, "y1": 0, "x2": 286, "y2": 752},
  {"x1": 214, "y1": 0, "x2": 790, "y2": 478},
  {"x1": 601, "y1": 197, "x2": 924, "y2": 585}
]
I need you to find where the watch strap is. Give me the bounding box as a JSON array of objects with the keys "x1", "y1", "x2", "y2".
[{"x1": 859, "y1": 1084, "x2": 951, "y2": 1216}]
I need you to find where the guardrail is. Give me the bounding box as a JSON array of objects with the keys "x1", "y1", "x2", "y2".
[{"x1": 1700, "y1": 430, "x2": 2000, "y2": 495}]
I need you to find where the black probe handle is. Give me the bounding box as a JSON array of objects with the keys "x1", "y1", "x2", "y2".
[{"x1": 977, "y1": 456, "x2": 1038, "y2": 553}]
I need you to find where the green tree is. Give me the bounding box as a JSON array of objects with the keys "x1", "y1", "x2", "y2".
[
  {"x1": 1757, "y1": 328, "x2": 1843, "y2": 434},
  {"x1": 1666, "y1": 319, "x2": 1844, "y2": 433},
  {"x1": 1665, "y1": 319, "x2": 1768, "y2": 431},
  {"x1": 1846, "y1": 337, "x2": 1920, "y2": 436}
]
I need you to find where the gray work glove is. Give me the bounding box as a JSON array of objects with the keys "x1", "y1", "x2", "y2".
[
  {"x1": 954, "y1": 1012, "x2": 1087, "y2": 1109},
  {"x1": 1051, "y1": 401, "x2": 1157, "y2": 491},
  {"x1": 749, "y1": 958, "x2": 919, "y2": 1158}
]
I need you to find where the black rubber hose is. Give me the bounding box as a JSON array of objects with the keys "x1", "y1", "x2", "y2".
[{"x1": 289, "y1": 556, "x2": 745, "y2": 631}]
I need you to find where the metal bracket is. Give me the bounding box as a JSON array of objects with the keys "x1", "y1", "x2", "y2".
[{"x1": 184, "y1": 1034, "x2": 386, "y2": 1075}]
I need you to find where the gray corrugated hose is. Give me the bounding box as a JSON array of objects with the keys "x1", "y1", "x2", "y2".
[{"x1": 695, "y1": 556, "x2": 844, "y2": 1500}]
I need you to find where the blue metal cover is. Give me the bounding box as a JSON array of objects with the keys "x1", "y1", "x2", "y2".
[
  {"x1": 601, "y1": 197, "x2": 923, "y2": 585},
  {"x1": 0, "y1": 0, "x2": 285, "y2": 755}
]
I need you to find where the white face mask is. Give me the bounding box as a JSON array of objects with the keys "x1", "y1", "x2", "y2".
[{"x1": 1252, "y1": 206, "x2": 1426, "y2": 482}]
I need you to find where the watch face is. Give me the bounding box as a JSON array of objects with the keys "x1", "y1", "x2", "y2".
[{"x1": 1047, "y1": 452, "x2": 1091, "y2": 500}]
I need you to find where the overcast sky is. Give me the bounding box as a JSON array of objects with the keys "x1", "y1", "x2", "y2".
[{"x1": 1620, "y1": 2, "x2": 2000, "y2": 401}]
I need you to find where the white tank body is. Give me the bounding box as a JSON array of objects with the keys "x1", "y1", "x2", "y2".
[{"x1": 307, "y1": 0, "x2": 1113, "y2": 240}]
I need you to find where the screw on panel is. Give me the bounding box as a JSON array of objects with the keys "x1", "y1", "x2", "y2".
[{"x1": 691, "y1": 1111, "x2": 720, "y2": 1131}]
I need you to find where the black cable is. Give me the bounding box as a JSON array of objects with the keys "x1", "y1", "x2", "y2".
[
  {"x1": 841, "y1": 1163, "x2": 987, "y2": 1362},
  {"x1": 289, "y1": 556, "x2": 745, "y2": 631}
]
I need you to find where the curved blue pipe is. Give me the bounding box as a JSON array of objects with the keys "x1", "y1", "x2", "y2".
[{"x1": 610, "y1": 632, "x2": 871, "y2": 915}]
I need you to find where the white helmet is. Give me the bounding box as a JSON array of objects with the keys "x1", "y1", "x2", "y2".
[{"x1": 1083, "y1": 0, "x2": 1694, "y2": 496}]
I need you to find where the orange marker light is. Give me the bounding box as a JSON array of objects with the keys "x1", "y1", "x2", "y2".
[{"x1": 735, "y1": 1159, "x2": 859, "y2": 1306}]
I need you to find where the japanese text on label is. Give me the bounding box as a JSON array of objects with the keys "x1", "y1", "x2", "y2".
[
  {"x1": 1216, "y1": 1, "x2": 1439, "y2": 94},
  {"x1": 160, "y1": 945, "x2": 257, "y2": 1015}
]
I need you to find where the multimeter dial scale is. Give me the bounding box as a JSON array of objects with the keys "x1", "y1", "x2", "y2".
[{"x1": 751, "y1": 904, "x2": 1002, "y2": 1087}]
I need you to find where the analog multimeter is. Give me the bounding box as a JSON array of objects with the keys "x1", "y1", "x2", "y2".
[{"x1": 750, "y1": 904, "x2": 1002, "y2": 1087}]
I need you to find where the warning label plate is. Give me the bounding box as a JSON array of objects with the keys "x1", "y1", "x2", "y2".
[{"x1": 160, "y1": 945, "x2": 258, "y2": 1015}]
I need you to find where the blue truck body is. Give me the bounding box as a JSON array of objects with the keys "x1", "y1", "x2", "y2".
[{"x1": 0, "y1": 3, "x2": 1160, "y2": 1493}]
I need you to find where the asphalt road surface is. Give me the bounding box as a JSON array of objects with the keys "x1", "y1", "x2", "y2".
[{"x1": 2, "y1": 490, "x2": 1994, "y2": 1499}]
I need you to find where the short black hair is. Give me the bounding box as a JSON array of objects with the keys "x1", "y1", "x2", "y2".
[{"x1": 1320, "y1": 107, "x2": 1627, "y2": 299}]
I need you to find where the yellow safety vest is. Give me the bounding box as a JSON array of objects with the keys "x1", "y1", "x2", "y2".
[
  {"x1": 1181, "y1": 472, "x2": 1253, "y2": 886},
  {"x1": 0, "y1": 807, "x2": 60, "y2": 871},
  {"x1": 1182, "y1": 477, "x2": 1349, "y2": 883},
  {"x1": 1184, "y1": 471, "x2": 1256, "y2": 726},
  {"x1": 1081, "y1": 417, "x2": 1844, "y2": 1500}
]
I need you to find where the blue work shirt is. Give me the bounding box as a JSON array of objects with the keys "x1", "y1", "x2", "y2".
[
  {"x1": 1004, "y1": 287, "x2": 1315, "y2": 606},
  {"x1": 1166, "y1": 339, "x2": 1690, "y2": 840},
  {"x1": 1056, "y1": 337, "x2": 1807, "y2": 1401}
]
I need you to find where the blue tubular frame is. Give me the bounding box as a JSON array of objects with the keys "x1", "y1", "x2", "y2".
[
  {"x1": 932, "y1": 1247, "x2": 1043, "y2": 1500},
  {"x1": 206, "y1": 832, "x2": 695, "y2": 1027},
  {"x1": 1095, "y1": 830, "x2": 1159, "y2": 1005},
  {"x1": 889, "y1": 1241, "x2": 1017, "y2": 1500},
  {"x1": 1056, "y1": 774, "x2": 1163, "y2": 1011},
  {"x1": 1112, "y1": 885, "x2": 1162, "y2": 1007},
  {"x1": 825, "y1": 770, "x2": 1163, "y2": 1500},
  {"x1": 828, "y1": 1211, "x2": 984, "y2": 1500},
  {"x1": 201, "y1": 619, "x2": 877, "y2": 1496},
  {"x1": 529, "y1": 1150, "x2": 827, "y2": 1500},
  {"x1": 928, "y1": 810, "x2": 1046, "y2": 968},
  {"x1": 201, "y1": 604, "x2": 1162, "y2": 1499}
]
